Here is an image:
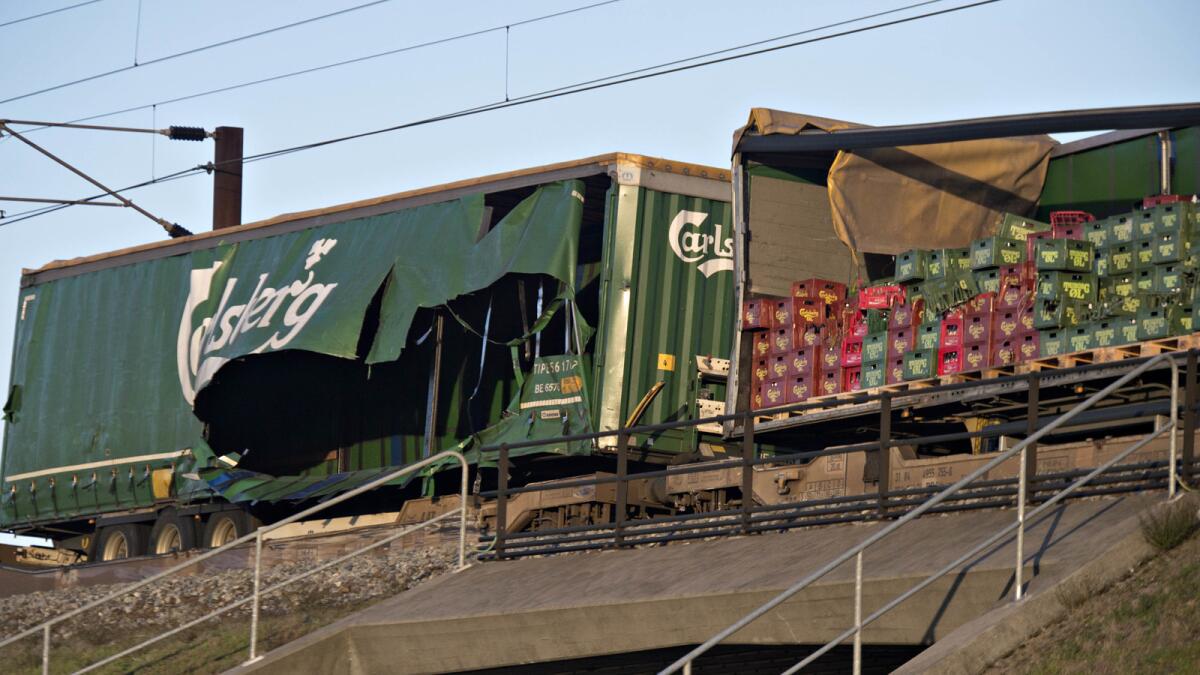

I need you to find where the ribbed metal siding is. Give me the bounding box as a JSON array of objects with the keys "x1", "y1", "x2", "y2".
[
  {"x1": 618, "y1": 188, "x2": 734, "y2": 453},
  {"x1": 1039, "y1": 128, "x2": 1200, "y2": 218}
]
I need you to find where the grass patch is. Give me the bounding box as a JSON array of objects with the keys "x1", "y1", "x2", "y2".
[
  {"x1": 1140, "y1": 499, "x2": 1199, "y2": 551},
  {"x1": 1053, "y1": 573, "x2": 1103, "y2": 611}
]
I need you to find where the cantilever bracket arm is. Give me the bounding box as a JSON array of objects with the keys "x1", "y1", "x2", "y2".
[{"x1": 0, "y1": 122, "x2": 193, "y2": 238}]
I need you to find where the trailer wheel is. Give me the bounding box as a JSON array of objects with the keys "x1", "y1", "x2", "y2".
[
  {"x1": 95, "y1": 524, "x2": 149, "y2": 561},
  {"x1": 203, "y1": 511, "x2": 256, "y2": 548},
  {"x1": 150, "y1": 512, "x2": 197, "y2": 554}
]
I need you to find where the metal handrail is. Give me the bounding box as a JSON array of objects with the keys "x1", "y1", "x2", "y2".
[
  {"x1": 0, "y1": 449, "x2": 470, "y2": 674},
  {"x1": 662, "y1": 352, "x2": 1183, "y2": 674}
]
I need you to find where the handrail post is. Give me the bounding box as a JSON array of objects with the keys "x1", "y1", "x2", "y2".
[
  {"x1": 1015, "y1": 442, "x2": 1026, "y2": 602},
  {"x1": 1184, "y1": 351, "x2": 1196, "y2": 487},
  {"x1": 742, "y1": 411, "x2": 755, "y2": 535},
  {"x1": 41, "y1": 624, "x2": 49, "y2": 675},
  {"x1": 248, "y1": 530, "x2": 263, "y2": 662},
  {"x1": 853, "y1": 550, "x2": 863, "y2": 675},
  {"x1": 615, "y1": 432, "x2": 629, "y2": 547},
  {"x1": 1170, "y1": 357, "x2": 1179, "y2": 500},
  {"x1": 877, "y1": 393, "x2": 891, "y2": 518},
  {"x1": 496, "y1": 444, "x2": 509, "y2": 559}
]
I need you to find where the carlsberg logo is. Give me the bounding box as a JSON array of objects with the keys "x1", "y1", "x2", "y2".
[
  {"x1": 177, "y1": 239, "x2": 340, "y2": 404},
  {"x1": 669, "y1": 210, "x2": 733, "y2": 277}
]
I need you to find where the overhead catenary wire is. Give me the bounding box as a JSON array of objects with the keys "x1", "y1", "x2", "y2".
[
  {"x1": 0, "y1": 0, "x2": 105, "y2": 30},
  {"x1": 0, "y1": 0, "x2": 1002, "y2": 229},
  {"x1": 18, "y1": 0, "x2": 628, "y2": 134},
  {"x1": 0, "y1": 0, "x2": 407, "y2": 105}
]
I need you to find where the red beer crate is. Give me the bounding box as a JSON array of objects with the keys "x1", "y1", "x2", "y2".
[
  {"x1": 991, "y1": 338, "x2": 1017, "y2": 367},
  {"x1": 963, "y1": 342, "x2": 990, "y2": 371},
  {"x1": 963, "y1": 292, "x2": 996, "y2": 318},
  {"x1": 996, "y1": 284, "x2": 1028, "y2": 311},
  {"x1": 940, "y1": 312, "x2": 964, "y2": 348},
  {"x1": 887, "y1": 327, "x2": 914, "y2": 360},
  {"x1": 840, "y1": 338, "x2": 863, "y2": 367},
  {"x1": 1051, "y1": 223, "x2": 1085, "y2": 240},
  {"x1": 792, "y1": 278, "x2": 848, "y2": 307},
  {"x1": 792, "y1": 297, "x2": 826, "y2": 327},
  {"x1": 742, "y1": 297, "x2": 771, "y2": 330},
  {"x1": 1017, "y1": 331, "x2": 1039, "y2": 362},
  {"x1": 1025, "y1": 230, "x2": 1053, "y2": 260},
  {"x1": 1142, "y1": 195, "x2": 1194, "y2": 209},
  {"x1": 937, "y1": 346, "x2": 962, "y2": 376},
  {"x1": 795, "y1": 324, "x2": 822, "y2": 349},
  {"x1": 752, "y1": 386, "x2": 764, "y2": 410},
  {"x1": 992, "y1": 309, "x2": 1022, "y2": 341},
  {"x1": 886, "y1": 356, "x2": 907, "y2": 385},
  {"x1": 846, "y1": 308, "x2": 869, "y2": 339},
  {"x1": 789, "y1": 346, "x2": 820, "y2": 380},
  {"x1": 751, "y1": 358, "x2": 770, "y2": 387},
  {"x1": 858, "y1": 284, "x2": 904, "y2": 310},
  {"x1": 785, "y1": 375, "x2": 812, "y2": 403},
  {"x1": 820, "y1": 346, "x2": 842, "y2": 374},
  {"x1": 753, "y1": 331, "x2": 772, "y2": 358},
  {"x1": 888, "y1": 301, "x2": 921, "y2": 331},
  {"x1": 770, "y1": 326, "x2": 794, "y2": 355},
  {"x1": 818, "y1": 369, "x2": 842, "y2": 397},
  {"x1": 963, "y1": 312, "x2": 992, "y2": 346},
  {"x1": 768, "y1": 354, "x2": 791, "y2": 381},
  {"x1": 761, "y1": 379, "x2": 786, "y2": 409},
  {"x1": 1018, "y1": 304, "x2": 1035, "y2": 334},
  {"x1": 1049, "y1": 210, "x2": 1095, "y2": 227},
  {"x1": 768, "y1": 297, "x2": 793, "y2": 329},
  {"x1": 842, "y1": 366, "x2": 862, "y2": 392}
]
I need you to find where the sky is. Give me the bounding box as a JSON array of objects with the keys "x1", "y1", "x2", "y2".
[{"x1": 0, "y1": 0, "x2": 1197, "y2": 536}]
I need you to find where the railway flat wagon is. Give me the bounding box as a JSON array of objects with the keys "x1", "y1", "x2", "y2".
[{"x1": 1, "y1": 153, "x2": 734, "y2": 560}]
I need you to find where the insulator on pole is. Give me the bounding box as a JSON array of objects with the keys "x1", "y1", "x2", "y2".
[{"x1": 167, "y1": 126, "x2": 207, "y2": 141}]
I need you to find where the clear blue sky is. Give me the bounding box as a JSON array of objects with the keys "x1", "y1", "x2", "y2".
[{"x1": 1, "y1": 0, "x2": 1198, "y2": 430}]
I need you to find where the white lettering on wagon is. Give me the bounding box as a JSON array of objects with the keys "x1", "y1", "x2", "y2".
[
  {"x1": 176, "y1": 239, "x2": 340, "y2": 405},
  {"x1": 668, "y1": 210, "x2": 732, "y2": 278}
]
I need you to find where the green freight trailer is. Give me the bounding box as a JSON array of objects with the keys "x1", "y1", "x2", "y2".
[{"x1": 1, "y1": 153, "x2": 734, "y2": 558}]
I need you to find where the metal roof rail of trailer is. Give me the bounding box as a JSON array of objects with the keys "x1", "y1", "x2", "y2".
[{"x1": 20, "y1": 152, "x2": 730, "y2": 287}]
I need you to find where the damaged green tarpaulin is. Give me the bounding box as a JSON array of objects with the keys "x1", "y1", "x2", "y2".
[
  {"x1": 2, "y1": 180, "x2": 591, "y2": 525},
  {"x1": 202, "y1": 354, "x2": 593, "y2": 504}
]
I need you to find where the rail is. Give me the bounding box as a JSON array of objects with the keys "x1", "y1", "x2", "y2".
[
  {"x1": 0, "y1": 449, "x2": 470, "y2": 674},
  {"x1": 661, "y1": 352, "x2": 1185, "y2": 674},
  {"x1": 477, "y1": 351, "x2": 1194, "y2": 559}
]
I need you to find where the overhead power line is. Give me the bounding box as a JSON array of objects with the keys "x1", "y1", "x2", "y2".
[
  {"x1": 25, "y1": 0, "x2": 626, "y2": 132},
  {"x1": 0, "y1": 0, "x2": 105, "y2": 30},
  {"x1": 0, "y1": 0, "x2": 1002, "y2": 229},
  {"x1": 0, "y1": 0, "x2": 406, "y2": 105}
]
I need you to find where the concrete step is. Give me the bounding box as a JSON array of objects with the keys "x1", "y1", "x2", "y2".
[{"x1": 232, "y1": 493, "x2": 1160, "y2": 674}]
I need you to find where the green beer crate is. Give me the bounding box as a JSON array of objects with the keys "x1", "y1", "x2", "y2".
[
  {"x1": 1146, "y1": 202, "x2": 1194, "y2": 236},
  {"x1": 1153, "y1": 263, "x2": 1186, "y2": 294},
  {"x1": 1135, "y1": 306, "x2": 1171, "y2": 341},
  {"x1": 1034, "y1": 297, "x2": 1089, "y2": 329},
  {"x1": 1135, "y1": 210, "x2": 1157, "y2": 239},
  {"x1": 1170, "y1": 304, "x2": 1194, "y2": 335},
  {"x1": 1135, "y1": 238, "x2": 1155, "y2": 268},
  {"x1": 1104, "y1": 293, "x2": 1143, "y2": 318},
  {"x1": 1066, "y1": 326, "x2": 1094, "y2": 353},
  {"x1": 902, "y1": 349, "x2": 937, "y2": 381},
  {"x1": 971, "y1": 236, "x2": 1025, "y2": 269},
  {"x1": 1036, "y1": 271, "x2": 1096, "y2": 302},
  {"x1": 1109, "y1": 274, "x2": 1136, "y2": 298},
  {"x1": 860, "y1": 360, "x2": 886, "y2": 390},
  {"x1": 1134, "y1": 268, "x2": 1155, "y2": 294},
  {"x1": 1084, "y1": 220, "x2": 1109, "y2": 248},
  {"x1": 998, "y1": 213, "x2": 1051, "y2": 241},
  {"x1": 1039, "y1": 328, "x2": 1067, "y2": 357},
  {"x1": 1151, "y1": 230, "x2": 1190, "y2": 264},
  {"x1": 972, "y1": 269, "x2": 1002, "y2": 294},
  {"x1": 1035, "y1": 238, "x2": 1094, "y2": 272},
  {"x1": 1107, "y1": 214, "x2": 1137, "y2": 244},
  {"x1": 944, "y1": 247, "x2": 972, "y2": 274},
  {"x1": 925, "y1": 249, "x2": 946, "y2": 279},
  {"x1": 1091, "y1": 320, "x2": 1120, "y2": 347},
  {"x1": 916, "y1": 321, "x2": 941, "y2": 350},
  {"x1": 1103, "y1": 243, "x2": 1135, "y2": 276},
  {"x1": 896, "y1": 249, "x2": 930, "y2": 282},
  {"x1": 861, "y1": 331, "x2": 888, "y2": 363}
]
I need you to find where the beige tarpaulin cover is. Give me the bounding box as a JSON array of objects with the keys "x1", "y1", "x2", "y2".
[{"x1": 735, "y1": 108, "x2": 1057, "y2": 256}]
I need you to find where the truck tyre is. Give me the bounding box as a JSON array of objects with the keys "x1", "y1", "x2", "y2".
[
  {"x1": 94, "y1": 524, "x2": 149, "y2": 561},
  {"x1": 150, "y1": 511, "x2": 198, "y2": 554},
  {"x1": 203, "y1": 511, "x2": 256, "y2": 548}
]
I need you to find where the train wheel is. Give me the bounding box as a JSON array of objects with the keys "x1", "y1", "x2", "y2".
[
  {"x1": 94, "y1": 524, "x2": 149, "y2": 561},
  {"x1": 203, "y1": 511, "x2": 256, "y2": 548},
  {"x1": 150, "y1": 511, "x2": 198, "y2": 554}
]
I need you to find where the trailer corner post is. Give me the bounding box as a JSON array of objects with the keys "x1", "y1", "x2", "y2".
[
  {"x1": 742, "y1": 411, "x2": 755, "y2": 535},
  {"x1": 877, "y1": 393, "x2": 891, "y2": 518},
  {"x1": 496, "y1": 444, "x2": 509, "y2": 559},
  {"x1": 212, "y1": 126, "x2": 243, "y2": 230},
  {"x1": 1185, "y1": 352, "x2": 1197, "y2": 486},
  {"x1": 615, "y1": 432, "x2": 629, "y2": 547}
]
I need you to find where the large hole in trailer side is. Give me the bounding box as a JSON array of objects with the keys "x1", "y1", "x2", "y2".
[{"x1": 193, "y1": 176, "x2": 610, "y2": 477}]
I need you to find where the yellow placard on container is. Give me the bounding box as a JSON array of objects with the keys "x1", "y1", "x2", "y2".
[{"x1": 657, "y1": 353, "x2": 676, "y2": 371}]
